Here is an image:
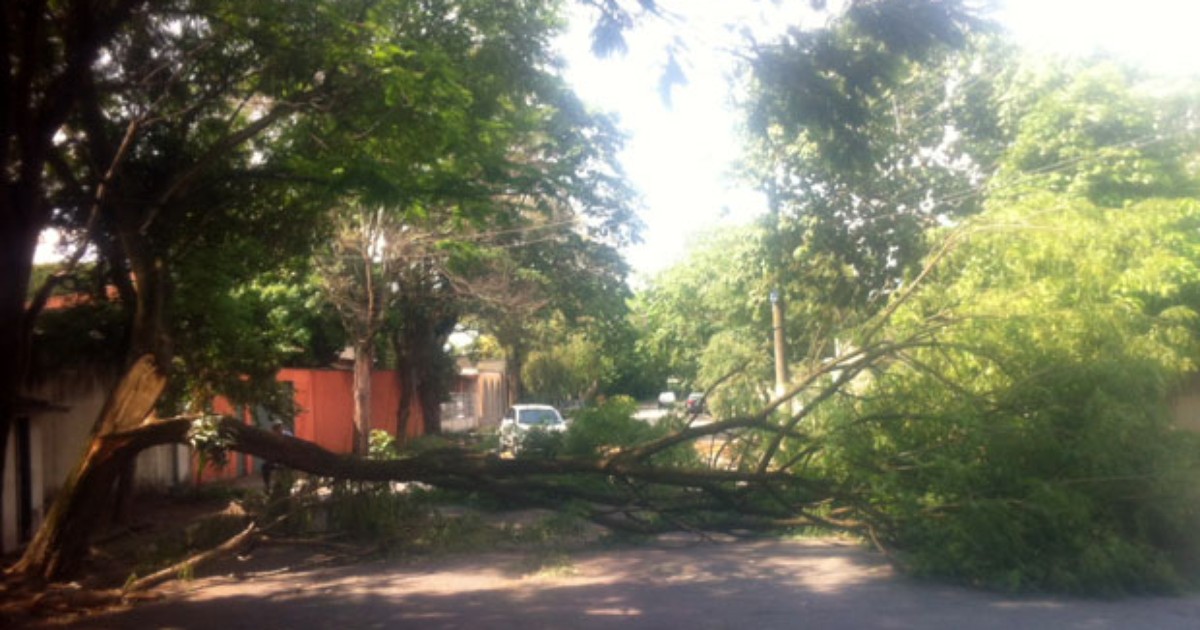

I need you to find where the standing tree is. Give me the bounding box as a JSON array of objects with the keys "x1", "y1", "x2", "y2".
[
  {"x1": 298, "y1": 0, "x2": 640, "y2": 426},
  {"x1": 737, "y1": 7, "x2": 997, "y2": 356},
  {"x1": 389, "y1": 257, "x2": 458, "y2": 435},
  {"x1": 455, "y1": 250, "x2": 551, "y2": 405},
  {"x1": 14, "y1": 0, "x2": 610, "y2": 579},
  {"x1": 523, "y1": 330, "x2": 610, "y2": 405},
  {"x1": 632, "y1": 225, "x2": 769, "y2": 393},
  {"x1": 317, "y1": 207, "x2": 431, "y2": 454},
  {"x1": 14, "y1": 0, "x2": 366, "y2": 576}
]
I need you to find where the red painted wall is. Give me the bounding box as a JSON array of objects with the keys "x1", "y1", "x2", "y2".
[
  {"x1": 194, "y1": 397, "x2": 254, "y2": 484},
  {"x1": 199, "y1": 368, "x2": 425, "y2": 484},
  {"x1": 279, "y1": 368, "x2": 424, "y2": 454}
]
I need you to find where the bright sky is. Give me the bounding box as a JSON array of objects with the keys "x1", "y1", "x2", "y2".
[
  {"x1": 556, "y1": 0, "x2": 1200, "y2": 281},
  {"x1": 36, "y1": 1, "x2": 1200, "y2": 271}
]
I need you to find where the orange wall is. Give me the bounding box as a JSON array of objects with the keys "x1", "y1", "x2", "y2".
[
  {"x1": 279, "y1": 368, "x2": 424, "y2": 454},
  {"x1": 195, "y1": 397, "x2": 254, "y2": 484},
  {"x1": 199, "y1": 368, "x2": 425, "y2": 484}
]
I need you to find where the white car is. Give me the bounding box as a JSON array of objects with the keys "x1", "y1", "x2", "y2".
[{"x1": 499, "y1": 404, "x2": 567, "y2": 453}]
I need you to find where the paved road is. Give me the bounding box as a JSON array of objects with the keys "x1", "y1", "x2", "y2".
[{"x1": 40, "y1": 537, "x2": 1200, "y2": 629}]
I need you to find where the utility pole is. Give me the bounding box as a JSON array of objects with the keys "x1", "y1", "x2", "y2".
[{"x1": 770, "y1": 289, "x2": 788, "y2": 400}]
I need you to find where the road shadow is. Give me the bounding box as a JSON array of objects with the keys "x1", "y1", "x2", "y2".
[{"x1": 29, "y1": 537, "x2": 1200, "y2": 630}]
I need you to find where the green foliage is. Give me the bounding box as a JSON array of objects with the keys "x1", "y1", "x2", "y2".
[
  {"x1": 36, "y1": 0, "x2": 637, "y2": 426},
  {"x1": 369, "y1": 429, "x2": 400, "y2": 460},
  {"x1": 523, "y1": 333, "x2": 611, "y2": 405},
  {"x1": 187, "y1": 416, "x2": 233, "y2": 470},
  {"x1": 721, "y1": 51, "x2": 1200, "y2": 593},
  {"x1": 561, "y1": 396, "x2": 697, "y2": 466},
  {"x1": 991, "y1": 61, "x2": 1198, "y2": 208},
  {"x1": 518, "y1": 295, "x2": 661, "y2": 402},
  {"x1": 324, "y1": 481, "x2": 432, "y2": 547},
  {"x1": 742, "y1": 0, "x2": 981, "y2": 174},
  {"x1": 315, "y1": 481, "x2": 595, "y2": 557},
  {"x1": 816, "y1": 194, "x2": 1200, "y2": 593},
  {"x1": 600, "y1": 320, "x2": 669, "y2": 401},
  {"x1": 632, "y1": 226, "x2": 769, "y2": 390},
  {"x1": 696, "y1": 330, "x2": 772, "y2": 420},
  {"x1": 29, "y1": 301, "x2": 126, "y2": 379},
  {"x1": 736, "y1": 14, "x2": 1003, "y2": 361},
  {"x1": 292, "y1": 0, "x2": 638, "y2": 410},
  {"x1": 561, "y1": 395, "x2": 643, "y2": 457},
  {"x1": 248, "y1": 272, "x2": 346, "y2": 368},
  {"x1": 514, "y1": 427, "x2": 566, "y2": 459},
  {"x1": 396, "y1": 433, "x2": 461, "y2": 455},
  {"x1": 166, "y1": 267, "x2": 337, "y2": 415},
  {"x1": 30, "y1": 0, "x2": 1200, "y2": 597}
]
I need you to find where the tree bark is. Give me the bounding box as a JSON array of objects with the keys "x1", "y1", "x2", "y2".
[
  {"x1": 417, "y1": 370, "x2": 443, "y2": 435},
  {"x1": 393, "y1": 324, "x2": 420, "y2": 438},
  {"x1": 392, "y1": 312, "x2": 451, "y2": 437},
  {"x1": 352, "y1": 342, "x2": 372, "y2": 455},
  {"x1": 8, "y1": 407, "x2": 817, "y2": 582},
  {"x1": 0, "y1": 210, "x2": 40, "y2": 549},
  {"x1": 506, "y1": 342, "x2": 525, "y2": 406},
  {"x1": 12, "y1": 355, "x2": 166, "y2": 581}
]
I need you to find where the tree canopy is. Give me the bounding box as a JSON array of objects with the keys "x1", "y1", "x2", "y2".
[
  {"x1": 633, "y1": 48, "x2": 1200, "y2": 592},
  {"x1": 10, "y1": 0, "x2": 641, "y2": 578},
  {"x1": 13, "y1": 0, "x2": 1200, "y2": 600}
]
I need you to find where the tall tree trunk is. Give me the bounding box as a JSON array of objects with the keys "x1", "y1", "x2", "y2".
[
  {"x1": 103, "y1": 236, "x2": 169, "y2": 521},
  {"x1": 393, "y1": 323, "x2": 419, "y2": 439},
  {"x1": 417, "y1": 370, "x2": 443, "y2": 435},
  {"x1": 507, "y1": 342, "x2": 525, "y2": 407},
  {"x1": 353, "y1": 341, "x2": 372, "y2": 455},
  {"x1": 0, "y1": 201, "x2": 42, "y2": 553},
  {"x1": 396, "y1": 364, "x2": 417, "y2": 439},
  {"x1": 0, "y1": 207, "x2": 40, "y2": 396},
  {"x1": 392, "y1": 314, "x2": 449, "y2": 437},
  {"x1": 114, "y1": 211, "x2": 171, "y2": 366}
]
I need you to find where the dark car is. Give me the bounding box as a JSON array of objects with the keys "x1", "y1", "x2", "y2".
[{"x1": 685, "y1": 392, "x2": 705, "y2": 414}]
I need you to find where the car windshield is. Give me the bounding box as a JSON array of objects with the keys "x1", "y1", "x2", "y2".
[{"x1": 518, "y1": 409, "x2": 560, "y2": 426}]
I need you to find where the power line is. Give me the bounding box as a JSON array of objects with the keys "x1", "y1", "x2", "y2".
[
  {"x1": 455, "y1": 216, "x2": 582, "y2": 243},
  {"x1": 922, "y1": 127, "x2": 1190, "y2": 211},
  {"x1": 392, "y1": 214, "x2": 583, "y2": 248}
]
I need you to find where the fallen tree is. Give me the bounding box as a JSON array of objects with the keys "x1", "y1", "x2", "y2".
[
  {"x1": 6, "y1": 405, "x2": 847, "y2": 582},
  {"x1": 8, "y1": 312, "x2": 940, "y2": 583},
  {"x1": 15, "y1": 203, "x2": 1200, "y2": 597}
]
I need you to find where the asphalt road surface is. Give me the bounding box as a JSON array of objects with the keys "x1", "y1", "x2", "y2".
[{"x1": 38, "y1": 536, "x2": 1200, "y2": 629}]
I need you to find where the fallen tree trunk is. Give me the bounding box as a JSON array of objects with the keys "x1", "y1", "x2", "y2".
[
  {"x1": 8, "y1": 413, "x2": 848, "y2": 582},
  {"x1": 11, "y1": 356, "x2": 167, "y2": 581}
]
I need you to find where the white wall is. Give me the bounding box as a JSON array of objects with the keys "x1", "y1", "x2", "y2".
[{"x1": 2, "y1": 371, "x2": 192, "y2": 552}]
